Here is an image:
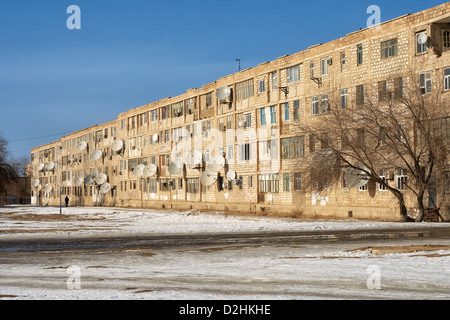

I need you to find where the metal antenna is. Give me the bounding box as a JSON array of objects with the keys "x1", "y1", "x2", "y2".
[{"x1": 235, "y1": 59, "x2": 241, "y2": 72}]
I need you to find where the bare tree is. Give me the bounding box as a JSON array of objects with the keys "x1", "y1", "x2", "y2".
[{"x1": 296, "y1": 78, "x2": 449, "y2": 222}]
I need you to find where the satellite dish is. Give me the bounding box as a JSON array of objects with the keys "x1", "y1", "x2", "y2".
[
  {"x1": 200, "y1": 170, "x2": 218, "y2": 186},
  {"x1": 417, "y1": 32, "x2": 427, "y2": 45},
  {"x1": 153, "y1": 133, "x2": 159, "y2": 143},
  {"x1": 226, "y1": 170, "x2": 236, "y2": 181},
  {"x1": 111, "y1": 139, "x2": 124, "y2": 152},
  {"x1": 216, "y1": 86, "x2": 231, "y2": 100},
  {"x1": 37, "y1": 163, "x2": 45, "y2": 171},
  {"x1": 45, "y1": 162, "x2": 55, "y2": 170},
  {"x1": 168, "y1": 160, "x2": 184, "y2": 175},
  {"x1": 85, "y1": 174, "x2": 95, "y2": 185},
  {"x1": 43, "y1": 184, "x2": 53, "y2": 193},
  {"x1": 345, "y1": 166, "x2": 369, "y2": 189},
  {"x1": 143, "y1": 164, "x2": 157, "y2": 177},
  {"x1": 207, "y1": 155, "x2": 225, "y2": 172},
  {"x1": 100, "y1": 183, "x2": 111, "y2": 194},
  {"x1": 75, "y1": 176, "x2": 85, "y2": 186},
  {"x1": 238, "y1": 119, "x2": 245, "y2": 127},
  {"x1": 32, "y1": 179, "x2": 40, "y2": 188},
  {"x1": 90, "y1": 149, "x2": 103, "y2": 161},
  {"x1": 185, "y1": 150, "x2": 202, "y2": 166},
  {"x1": 77, "y1": 141, "x2": 87, "y2": 151},
  {"x1": 95, "y1": 173, "x2": 108, "y2": 185},
  {"x1": 133, "y1": 164, "x2": 145, "y2": 177}
]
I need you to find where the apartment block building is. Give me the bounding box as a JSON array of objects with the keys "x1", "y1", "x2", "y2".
[{"x1": 30, "y1": 3, "x2": 450, "y2": 221}]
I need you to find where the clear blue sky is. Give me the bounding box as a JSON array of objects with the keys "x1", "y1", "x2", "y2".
[{"x1": 0, "y1": 0, "x2": 447, "y2": 161}]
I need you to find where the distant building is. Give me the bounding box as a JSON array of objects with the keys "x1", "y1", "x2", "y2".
[{"x1": 30, "y1": 3, "x2": 449, "y2": 221}]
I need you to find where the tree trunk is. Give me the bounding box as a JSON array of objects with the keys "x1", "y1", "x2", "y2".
[
  {"x1": 395, "y1": 192, "x2": 413, "y2": 222},
  {"x1": 415, "y1": 191, "x2": 425, "y2": 222}
]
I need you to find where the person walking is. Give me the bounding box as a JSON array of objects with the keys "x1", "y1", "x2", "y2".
[{"x1": 65, "y1": 196, "x2": 69, "y2": 207}]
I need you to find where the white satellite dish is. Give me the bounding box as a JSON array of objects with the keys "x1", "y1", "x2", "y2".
[
  {"x1": 185, "y1": 150, "x2": 202, "y2": 166},
  {"x1": 207, "y1": 155, "x2": 225, "y2": 172},
  {"x1": 133, "y1": 164, "x2": 145, "y2": 177},
  {"x1": 75, "y1": 176, "x2": 85, "y2": 186},
  {"x1": 32, "y1": 179, "x2": 40, "y2": 188},
  {"x1": 37, "y1": 163, "x2": 45, "y2": 171},
  {"x1": 43, "y1": 184, "x2": 53, "y2": 193},
  {"x1": 153, "y1": 133, "x2": 159, "y2": 143},
  {"x1": 238, "y1": 119, "x2": 245, "y2": 128},
  {"x1": 226, "y1": 170, "x2": 236, "y2": 181},
  {"x1": 91, "y1": 149, "x2": 103, "y2": 161},
  {"x1": 111, "y1": 139, "x2": 124, "y2": 152},
  {"x1": 85, "y1": 174, "x2": 95, "y2": 185},
  {"x1": 216, "y1": 86, "x2": 232, "y2": 100},
  {"x1": 345, "y1": 166, "x2": 369, "y2": 189},
  {"x1": 95, "y1": 173, "x2": 108, "y2": 185},
  {"x1": 143, "y1": 164, "x2": 157, "y2": 177},
  {"x1": 417, "y1": 32, "x2": 428, "y2": 45},
  {"x1": 77, "y1": 141, "x2": 87, "y2": 151},
  {"x1": 200, "y1": 170, "x2": 218, "y2": 186},
  {"x1": 45, "y1": 162, "x2": 55, "y2": 170},
  {"x1": 100, "y1": 183, "x2": 111, "y2": 194},
  {"x1": 168, "y1": 160, "x2": 184, "y2": 175}
]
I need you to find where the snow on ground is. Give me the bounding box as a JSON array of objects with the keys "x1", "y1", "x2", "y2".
[
  {"x1": 0, "y1": 205, "x2": 447, "y2": 239},
  {"x1": 0, "y1": 205, "x2": 449, "y2": 300}
]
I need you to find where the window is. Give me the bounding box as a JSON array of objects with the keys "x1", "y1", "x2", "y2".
[
  {"x1": 320, "y1": 94, "x2": 329, "y2": 113},
  {"x1": 443, "y1": 31, "x2": 450, "y2": 50},
  {"x1": 284, "y1": 103, "x2": 290, "y2": 121},
  {"x1": 258, "y1": 174, "x2": 279, "y2": 193},
  {"x1": 357, "y1": 44, "x2": 363, "y2": 65},
  {"x1": 416, "y1": 31, "x2": 427, "y2": 54},
  {"x1": 419, "y1": 72, "x2": 432, "y2": 94},
  {"x1": 341, "y1": 89, "x2": 348, "y2": 109},
  {"x1": 187, "y1": 178, "x2": 199, "y2": 193},
  {"x1": 172, "y1": 102, "x2": 183, "y2": 117},
  {"x1": 396, "y1": 168, "x2": 407, "y2": 191},
  {"x1": 359, "y1": 182, "x2": 368, "y2": 191},
  {"x1": 281, "y1": 136, "x2": 305, "y2": 159},
  {"x1": 206, "y1": 92, "x2": 212, "y2": 107},
  {"x1": 356, "y1": 85, "x2": 365, "y2": 105},
  {"x1": 293, "y1": 100, "x2": 300, "y2": 120},
  {"x1": 340, "y1": 52, "x2": 346, "y2": 72},
  {"x1": 227, "y1": 115, "x2": 232, "y2": 131},
  {"x1": 236, "y1": 79, "x2": 254, "y2": 100},
  {"x1": 381, "y1": 39, "x2": 398, "y2": 59},
  {"x1": 260, "y1": 107, "x2": 266, "y2": 126},
  {"x1": 239, "y1": 143, "x2": 251, "y2": 161},
  {"x1": 444, "y1": 68, "x2": 450, "y2": 91},
  {"x1": 245, "y1": 113, "x2": 252, "y2": 129},
  {"x1": 312, "y1": 96, "x2": 319, "y2": 115},
  {"x1": 378, "y1": 81, "x2": 387, "y2": 102},
  {"x1": 148, "y1": 179, "x2": 157, "y2": 193},
  {"x1": 270, "y1": 105, "x2": 276, "y2": 124},
  {"x1": 271, "y1": 72, "x2": 278, "y2": 90},
  {"x1": 378, "y1": 169, "x2": 388, "y2": 191},
  {"x1": 283, "y1": 173, "x2": 290, "y2": 191},
  {"x1": 294, "y1": 173, "x2": 302, "y2": 191},
  {"x1": 185, "y1": 98, "x2": 195, "y2": 114},
  {"x1": 321, "y1": 57, "x2": 329, "y2": 76},
  {"x1": 394, "y1": 77, "x2": 403, "y2": 99},
  {"x1": 258, "y1": 80, "x2": 266, "y2": 93},
  {"x1": 310, "y1": 61, "x2": 315, "y2": 78},
  {"x1": 287, "y1": 65, "x2": 300, "y2": 83},
  {"x1": 160, "y1": 178, "x2": 171, "y2": 192}
]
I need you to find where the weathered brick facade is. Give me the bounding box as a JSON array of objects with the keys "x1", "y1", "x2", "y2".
[{"x1": 31, "y1": 3, "x2": 450, "y2": 221}]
